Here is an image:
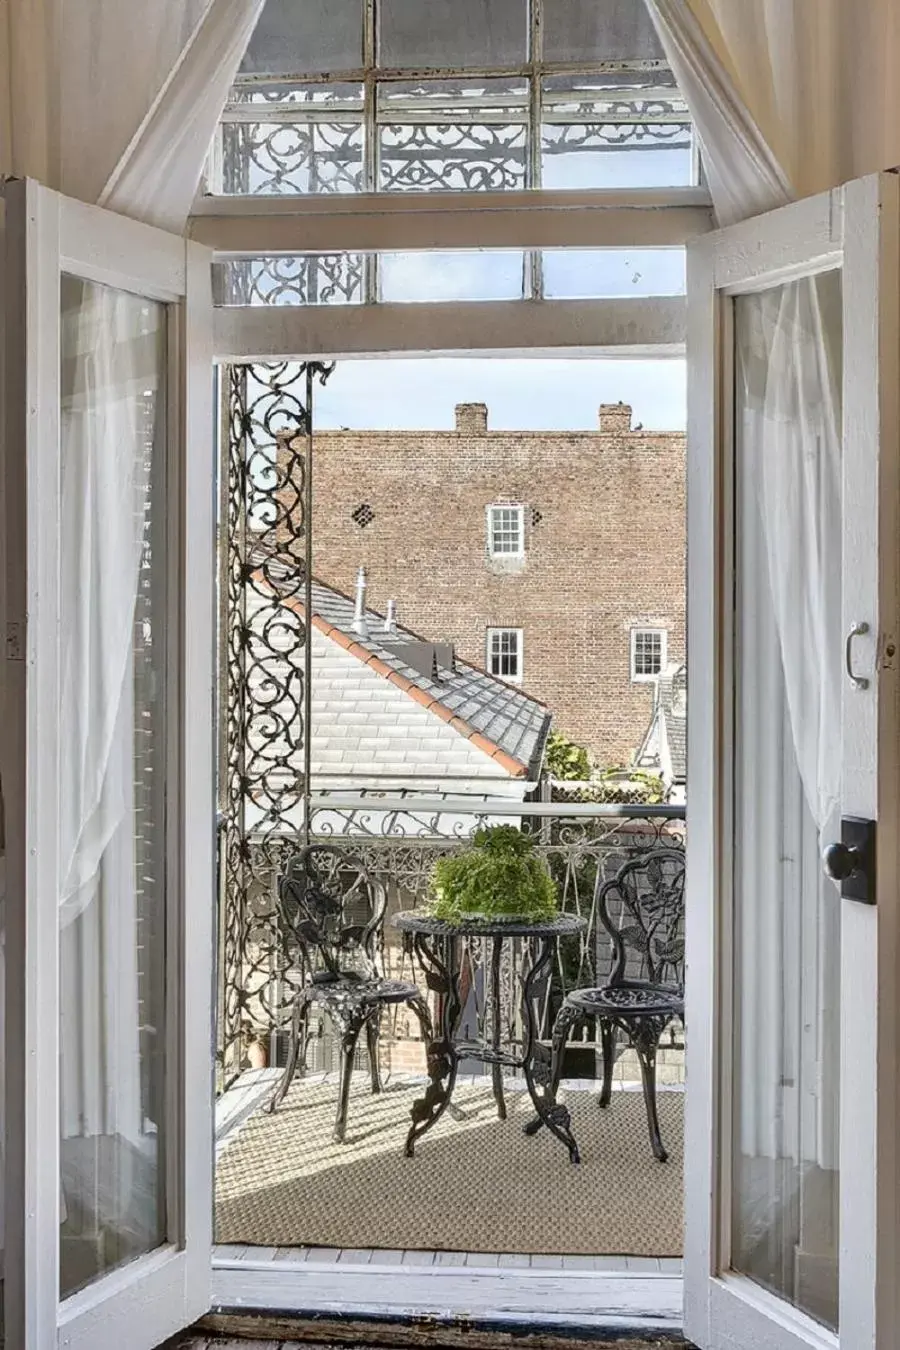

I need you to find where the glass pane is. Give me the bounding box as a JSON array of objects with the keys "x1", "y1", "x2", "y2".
[
  {"x1": 221, "y1": 85, "x2": 364, "y2": 195},
  {"x1": 732, "y1": 271, "x2": 843, "y2": 1331},
  {"x1": 241, "y1": 0, "x2": 364, "y2": 74},
  {"x1": 543, "y1": 247, "x2": 685, "y2": 297},
  {"x1": 380, "y1": 250, "x2": 526, "y2": 302},
  {"x1": 542, "y1": 0, "x2": 665, "y2": 64},
  {"x1": 542, "y1": 74, "x2": 693, "y2": 189},
  {"x1": 59, "y1": 277, "x2": 168, "y2": 1299},
  {"x1": 378, "y1": 0, "x2": 527, "y2": 69},
  {"x1": 378, "y1": 79, "x2": 528, "y2": 192},
  {"x1": 213, "y1": 254, "x2": 365, "y2": 305}
]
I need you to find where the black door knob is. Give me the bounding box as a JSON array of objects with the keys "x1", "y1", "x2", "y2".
[{"x1": 823, "y1": 841, "x2": 862, "y2": 882}]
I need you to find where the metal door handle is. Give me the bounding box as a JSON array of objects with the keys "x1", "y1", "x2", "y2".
[{"x1": 846, "y1": 621, "x2": 870, "y2": 690}]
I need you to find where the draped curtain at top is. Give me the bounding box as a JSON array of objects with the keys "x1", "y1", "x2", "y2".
[
  {"x1": 0, "y1": 0, "x2": 265, "y2": 232},
  {"x1": 646, "y1": 0, "x2": 900, "y2": 225}
]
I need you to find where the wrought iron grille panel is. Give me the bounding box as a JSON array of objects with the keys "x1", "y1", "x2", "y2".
[
  {"x1": 213, "y1": 253, "x2": 366, "y2": 307},
  {"x1": 218, "y1": 81, "x2": 691, "y2": 199},
  {"x1": 218, "y1": 361, "x2": 334, "y2": 1086},
  {"x1": 213, "y1": 0, "x2": 697, "y2": 201}
]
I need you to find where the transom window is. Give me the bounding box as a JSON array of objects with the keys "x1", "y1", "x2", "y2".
[
  {"x1": 631, "y1": 626, "x2": 666, "y2": 680},
  {"x1": 213, "y1": 0, "x2": 695, "y2": 198},
  {"x1": 487, "y1": 627, "x2": 524, "y2": 682},
  {"x1": 487, "y1": 504, "x2": 525, "y2": 557}
]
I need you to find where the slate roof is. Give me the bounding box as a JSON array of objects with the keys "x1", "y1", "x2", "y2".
[
  {"x1": 256, "y1": 564, "x2": 552, "y2": 780},
  {"x1": 661, "y1": 665, "x2": 687, "y2": 782},
  {"x1": 636, "y1": 662, "x2": 686, "y2": 784}
]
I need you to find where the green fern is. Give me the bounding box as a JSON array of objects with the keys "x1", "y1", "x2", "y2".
[{"x1": 430, "y1": 825, "x2": 558, "y2": 924}]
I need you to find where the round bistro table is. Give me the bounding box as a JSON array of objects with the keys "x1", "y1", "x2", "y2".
[{"x1": 392, "y1": 910, "x2": 587, "y2": 1163}]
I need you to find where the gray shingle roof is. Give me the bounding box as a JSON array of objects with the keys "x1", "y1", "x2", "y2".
[{"x1": 308, "y1": 579, "x2": 552, "y2": 779}]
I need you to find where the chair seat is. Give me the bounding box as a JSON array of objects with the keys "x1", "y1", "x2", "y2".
[
  {"x1": 566, "y1": 980, "x2": 684, "y2": 1020},
  {"x1": 306, "y1": 977, "x2": 420, "y2": 1011}
]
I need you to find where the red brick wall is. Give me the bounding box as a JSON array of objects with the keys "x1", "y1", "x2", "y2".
[{"x1": 301, "y1": 404, "x2": 685, "y2": 766}]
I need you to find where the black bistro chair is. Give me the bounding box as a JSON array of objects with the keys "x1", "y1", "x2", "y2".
[
  {"x1": 268, "y1": 844, "x2": 432, "y2": 1143},
  {"x1": 548, "y1": 847, "x2": 685, "y2": 1161}
]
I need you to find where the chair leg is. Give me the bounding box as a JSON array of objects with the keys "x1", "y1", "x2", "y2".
[
  {"x1": 297, "y1": 1005, "x2": 310, "y2": 1077},
  {"x1": 334, "y1": 1012, "x2": 366, "y2": 1144},
  {"x1": 366, "y1": 1009, "x2": 383, "y2": 1094},
  {"x1": 268, "y1": 996, "x2": 305, "y2": 1114},
  {"x1": 598, "y1": 1019, "x2": 616, "y2": 1108},
  {"x1": 635, "y1": 1032, "x2": 668, "y2": 1163}
]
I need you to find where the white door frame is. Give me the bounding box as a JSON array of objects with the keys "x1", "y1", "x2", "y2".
[
  {"x1": 684, "y1": 173, "x2": 900, "y2": 1350},
  {"x1": 1, "y1": 178, "x2": 215, "y2": 1350}
]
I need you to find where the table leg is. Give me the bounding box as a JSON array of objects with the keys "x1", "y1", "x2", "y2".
[
  {"x1": 520, "y1": 938, "x2": 581, "y2": 1163},
  {"x1": 489, "y1": 935, "x2": 507, "y2": 1121},
  {"x1": 406, "y1": 934, "x2": 461, "y2": 1158}
]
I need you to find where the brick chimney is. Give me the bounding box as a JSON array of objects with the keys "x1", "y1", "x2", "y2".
[
  {"x1": 455, "y1": 402, "x2": 488, "y2": 434},
  {"x1": 598, "y1": 402, "x2": 633, "y2": 434}
]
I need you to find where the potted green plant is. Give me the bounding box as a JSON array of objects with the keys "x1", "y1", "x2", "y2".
[{"x1": 430, "y1": 824, "x2": 559, "y2": 924}]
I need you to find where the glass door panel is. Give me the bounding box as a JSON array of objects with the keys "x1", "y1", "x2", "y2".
[
  {"x1": 685, "y1": 175, "x2": 900, "y2": 1350},
  {"x1": 58, "y1": 276, "x2": 169, "y2": 1299},
  {"x1": 2, "y1": 178, "x2": 214, "y2": 1350},
  {"x1": 731, "y1": 272, "x2": 843, "y2": 1330}
]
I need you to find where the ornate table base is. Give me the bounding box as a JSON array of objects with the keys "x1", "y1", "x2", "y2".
[{"x1": 394, "y1": 914, "x2": 587, "y2": 1164}]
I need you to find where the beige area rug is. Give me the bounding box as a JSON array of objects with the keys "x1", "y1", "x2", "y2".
[{"x1": 215, "y1": 1079, "x2": 684, "y2": 1257}]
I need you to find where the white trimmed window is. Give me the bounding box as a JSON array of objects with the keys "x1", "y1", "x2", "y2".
[
  {"x1": 487, "y1": 627, "x2": 524, "y2": 683},
  {"x1": 487, "y1": 504, "x2": 525, "y2": 558},
  {"x1": 631, "y1": 627, "x2": 666, "y2": 681}
]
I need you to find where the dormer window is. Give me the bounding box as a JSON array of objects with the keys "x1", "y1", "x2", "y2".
[{"x1": 487, "y1": 504, "x2": 525, "y2": 558}]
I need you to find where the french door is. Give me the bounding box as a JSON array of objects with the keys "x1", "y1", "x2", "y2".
[
  {"x1": 1, "y1": 180, "x2": 215, "y2": 1349},
  {"x1": 685, "y1": 172, "x2": 900, "y2": 1349}
]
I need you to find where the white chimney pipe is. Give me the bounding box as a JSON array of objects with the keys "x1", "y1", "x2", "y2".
[
  {"x1": 352, "y1": 566, "x2": 369, "y2": 637},
  {"x1": 384, "y1": 599, "x2": 397, "y2": 632}
]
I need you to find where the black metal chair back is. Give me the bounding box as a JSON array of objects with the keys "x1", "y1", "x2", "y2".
[
  {"x1": 277, "y1": 844, "x2": 388, "y2": 985},
  {"x1": 595, "y1": 847, "x2": 685, "y2": 990}
]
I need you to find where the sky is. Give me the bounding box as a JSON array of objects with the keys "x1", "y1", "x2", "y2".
[{"x1": 314, "y1": 356, "x2": 687, "y2": 432}]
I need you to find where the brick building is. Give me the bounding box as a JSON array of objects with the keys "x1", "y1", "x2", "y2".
[{"x1": 303, "y1": 401, "x2": 686, "y2": 767}]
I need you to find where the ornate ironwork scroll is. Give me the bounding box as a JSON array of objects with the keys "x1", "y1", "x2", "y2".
[{"x1": 218, "y1": 361, "x2": 333, "y2": 1086}]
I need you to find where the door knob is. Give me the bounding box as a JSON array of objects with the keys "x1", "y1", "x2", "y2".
[
  {"x1": 823, "y1": 841, "x2": 862, "y2": 882},
  {"x1": 822, "y1": 817, "x2": 876, "y2": 904}
]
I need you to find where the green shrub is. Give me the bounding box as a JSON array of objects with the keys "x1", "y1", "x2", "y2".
[
  {"x1": 551, "y1": 767, "x2": 666, "y2": 805},
  {"x1": 430, "y1": 824, "x2": 558, "y2": 924},
  {"x1": 545, "y1": 731, "x2": 591, "y2": 780}
]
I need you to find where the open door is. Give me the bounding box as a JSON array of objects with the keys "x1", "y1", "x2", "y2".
[
  {"x1": 2, "y1": 179, "x2": 215, "y2": 1349},
  {"x1": 685, "y1": 172, "x2": 900, "y2": 1349}
]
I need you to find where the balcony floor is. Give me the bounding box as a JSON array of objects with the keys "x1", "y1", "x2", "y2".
[{"x1": 215, "y1": 1071, "x2": 683, "y2": 1260}]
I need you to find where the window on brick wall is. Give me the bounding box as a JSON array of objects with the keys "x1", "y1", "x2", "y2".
[
  {"x1": 487, "y1": 627, "x2": 524, "y2": 683},
  {"x1": 631, "y1": 627, "x2": 666, "y2": 681},
  {"x1": 487, "y1": 504, "x2": 525, "y2": 557}
]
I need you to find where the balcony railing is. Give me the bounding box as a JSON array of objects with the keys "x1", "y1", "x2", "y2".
[{"x1": 216, "y1": 795, "x2": 685, "y2": 1090}]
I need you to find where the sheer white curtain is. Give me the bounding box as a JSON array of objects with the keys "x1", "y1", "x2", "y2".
[
  {"x1": 733, "y1": 275, "x2": 843, "y2": 1166},
  {"x1": 0, "y1": 0, "x2": 265, "y2": 231},
  {"x1": 57, "y1": 280, "x2": 164, "y2": 1279}
]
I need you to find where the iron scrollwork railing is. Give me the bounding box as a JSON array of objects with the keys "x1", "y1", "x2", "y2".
[
  {"x1": 218, "y1": 361, "x2": 333, "y2": 1086},
  {"x1": 218, "y1": 794, "x2": 685, "y2": 1088}
]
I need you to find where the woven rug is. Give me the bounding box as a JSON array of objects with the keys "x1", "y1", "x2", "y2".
[{"x1": 215, "y1": 1079, "x2": 683, "y2": 1256}]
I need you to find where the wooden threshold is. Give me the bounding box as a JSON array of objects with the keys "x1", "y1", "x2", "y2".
[{"x1": 205, "y1": 1261, "x2": 686, "y2": 1345}]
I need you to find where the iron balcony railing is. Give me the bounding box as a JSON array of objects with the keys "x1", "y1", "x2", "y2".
[{"x1": 216, "y1": 795, "x2": 685, "y2": 1089}]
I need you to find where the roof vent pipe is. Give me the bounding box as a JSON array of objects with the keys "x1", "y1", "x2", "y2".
[
  {"x1": 384, "y1": 599, "x2": 397, "y2": 633},
  {"x1": 352, "y1": 566, "x2": 369, "y2": 637}
]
